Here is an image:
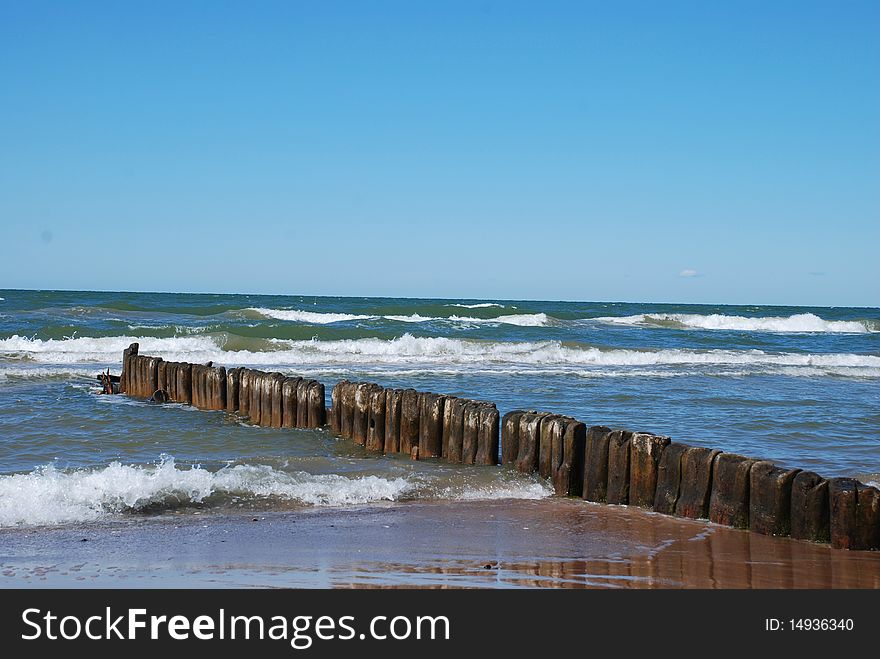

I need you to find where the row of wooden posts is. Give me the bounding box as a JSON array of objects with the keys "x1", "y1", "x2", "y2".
[
  {"x1": 122, "y1": 343, "x2": 325, "y2": 428},
  {"x1": 118, "y1": 344, "x2": 879, "y2": 551},
  {"x1": 329, "y1": 380, "x2": 499, "y2": 463}
]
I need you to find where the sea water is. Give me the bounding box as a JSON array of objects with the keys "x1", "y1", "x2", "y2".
[{"x1": 0, "y1": 290, "x2": 877, "y2": 527}]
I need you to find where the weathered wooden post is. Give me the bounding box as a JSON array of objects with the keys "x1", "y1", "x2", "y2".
[
  {"x1": 675, "y1": 446, "x2": 721, "y2": 519},
  {"x1": 210, "y1": 366, "x2": 227, "y2": 410},
  {"x1": 226, "y1": 367, "x2": 242, "y2": 413},
  {"x1": 340, "y1": 381, "x2": 357, "y2": 438},
  {"x1": 176, "y1": 362, "x2": 192, "y2": 406},
  {"x1": 308, "y1": 381, "x2": 325, "y2": 428},
  {"x1": 553, "y1": 419, "x2": 586, "y2": 496},
  {"x1": 749, "y1": 461, "x2": 800, "y2": 536},
  {"x1": 606, "y1": 429, "x2": 633, "y2": 505},
  {"x1": 399, "y1": 389, "x2": 420, "y2": 454},
  {"x1": 121, "y1": 343, "x2": 139, "y2": 394},
  {"x1": 248, "y1": 370, "x2": 264, "y2": 424},
  {"x1": 146, "y1": 357, "x2": 162, "y2": 399},
  {"x1": 829, "y1": 478, "x2": 880, "y2": 550},
  {"x1": 790, "y1": 471, "x2": 830, "y2": 543},
  {"x1": 462, "y1": 402, "x2": 482, "y2": 465},
  {"x1": 501, "y1": 410, "x2": 525, "y2": 466},
  {"x1": 330, "y1": 380, "x2": 346, "y2": 433},
  {"x1": 653, "y1": 443, "x2": 689, "y2": 514},
  {"x1": 582, "y1": 425, "x2": 613, "y2": 502},
  {"x1": 629, "y1": 433, "x2": 671, "y2": 508},
  {"x1": 384, "y1": 388, "x2": 402, "y2": 453},
  {"x1": 296, "y1": 379, "x2": 312, "y2": 428},
  {"x1": 259, "y1": 372, "x2": 275, "y2": 427},
  {"x1": 476, "y1": 405, "x2": 500, "y2": 465},
  {"x1": 238, "y1": 369, "x2": 252, "y2": 417},
  {"x1": 269, "y1": 373, "x2": 284, "y2": 428},
  {"x1": 538, "y1": 415, "x2": 566, "y2": 478},
  {"x1": 419, "y1": 393, "x2": 445, "y2": 458},
  {"x1": 282, "y1": 377, "x2": 301, "y2": 428},
  {"x1": 366, "y1": 387, "x2": 386, "y2": 451},
  {"x1": 443, "y1": 397, "x2": 467, "y2": 463},
  {"x1": 709, "y1": 453, "x2": 756, "y2": 528},
  {"x1": 515, "y1": 412, "x2": 549, "y2": 474},
  {"x1": 352, "y1": 383, "x2": 374, "y2": 444}
]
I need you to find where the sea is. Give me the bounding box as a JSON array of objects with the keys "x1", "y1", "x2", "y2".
[{"x1": 0, "y1": 289, "x2": 877, "y2": 529}]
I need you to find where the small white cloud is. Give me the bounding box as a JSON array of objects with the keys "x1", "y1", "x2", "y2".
[{"x1": 679, "y1": 269, "x2": 699, "y2": 278}]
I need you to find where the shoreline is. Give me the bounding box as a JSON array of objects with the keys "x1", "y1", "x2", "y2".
[{"x1": 2, "y1": 499, "x2": 878, "y2": 589}]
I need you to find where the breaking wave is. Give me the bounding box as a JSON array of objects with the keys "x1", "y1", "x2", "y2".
[
  {"x1": 596, "y1": 312, "x2": 876, "y2": 334},
  {"x1": 0, "y1": 457, "x2": 552, "y2": 527},
  {"x1": 248, "y1": 307, "x2": 547, "y2": 327},
  {"x1": 1, "y1": 333, "x2": 877, "y2": 378}
]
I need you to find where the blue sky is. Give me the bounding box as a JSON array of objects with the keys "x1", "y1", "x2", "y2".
[{"x1": 1, "y1": 1, "x2": 878, "y2": 306}]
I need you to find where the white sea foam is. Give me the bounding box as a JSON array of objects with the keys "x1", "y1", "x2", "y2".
[
  {"x1": 1, "y1": 333, "x2": 878, "y2": 377},
  {"x1": 248, "y1": 308, "x2": 374, "y2": 324},
  {"x1": 596, "y1": 312, "x2": 876, "y2": 333},
  {"x1": 445, "y1": 303, "x2": 506, "y2": 309},
  {"x1": 0, "y1": 334, "x2": 220, "y2": 363},
  {"x1": 248, "y1": 307, "x2": 548, "y2": 327},
  {"x1": 0, "y1": 459, "x2": 414, "y2": 527},
  {"x1": 0, "y1": 458, "x2": 555, "y2": 527}
]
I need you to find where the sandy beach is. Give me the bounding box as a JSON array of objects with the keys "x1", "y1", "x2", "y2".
[{"x1": 2, "y1": 499, "x2": 878, "y2": 589}]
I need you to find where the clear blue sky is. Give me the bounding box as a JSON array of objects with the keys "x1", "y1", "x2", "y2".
[{"x1": 1, "y1": 1, "x2": 877, "y2": 306}]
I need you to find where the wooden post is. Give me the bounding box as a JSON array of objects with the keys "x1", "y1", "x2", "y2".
[
  {"x1": 606, "y1": 430, "x2": 633, "y2": 505},
  {"x1": 538, "y1": 415, "x2": 565, "y2": 478},
  {"x1": 553, "y1": 419, "x2": 586, "y2": 496},
  {"x1": 476, "y1": 405, "x2": 500, "y2": 466},
  {"x1": 675, "y1": 447, "x2": 721, "y2": 520},
  {"x1": 226, "y1": 367, "x2": 242, "y2": 413},
  {"x1": 383, "y1": 388, "x2": 402, "y2": 454},
  {"x1": 444, "y1": 398, "x2": 467, "y2": 464},
  {"x1": 177, "y1": 362, "x2": 192, "y2": 406},
  {"x1": 653, "y1": 443, "x2": 688, "y2": 514},
  {"x1": 790, "y1": 471, "x2": 830, "y2": 543},
  {"x1": 750, "y1": 461, "x2": 800, "y2": 536},
  {"x1": 399, "y1": 389, "x2": 420, "y2": 454},
  {"x1": 340, "y1": 381, "x2": 356, "y2": 438},
  {"x1": 282, "y1": 377, "x2": 301, "y2": 429},
  {"x1": 418, "y1": 393, "x2": 445, "y2": 459},
  {"x1": 330, "y1": 380, "x2": 347, "y2": 433},
  {"x1": 270, "y1": 373, "x2": 284, "y2": 428},
  {"x1": 629, "y1": 433, "x2": 671, "y2": 508},
  {"x1": 462, "y1": 402, "x2": 482, "y2": 465},
  {"x1": 830, "y1": 478, "x2": 880, "y2": 550},
  {"x1": 308, "y1": 381, "x2": 325, "y2": 428},
  {"x1": 709, "y1": 453, "x2": 756, "y2": 528},
  {"x1": 366, "y1": 387, "x2": 386, "y2": 451},
  {"x1": 582, "y1": 425, "x2": 613, "y2": 502},
  {"x1": 501, "y1": 410, "x2": 525, "y2": 466}
]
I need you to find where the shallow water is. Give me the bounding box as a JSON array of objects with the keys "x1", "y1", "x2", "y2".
[{"x1": 0, "y1": 289, "x2": 877, "y2": 527}]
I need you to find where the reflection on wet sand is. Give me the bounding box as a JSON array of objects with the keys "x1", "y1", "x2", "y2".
[
  {"x1": 336, "y1": 501, "x2": 880, "y2": 589},
  {"x1": 1, "y1": 499, "x2": 878, "y2": 588}
]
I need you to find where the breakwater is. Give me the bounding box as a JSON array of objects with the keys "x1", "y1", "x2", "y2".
[{"x1": 117, "y1": 343, "x2": 879, "y2": 551}]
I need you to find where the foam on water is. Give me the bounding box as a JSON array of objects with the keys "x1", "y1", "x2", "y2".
[
  {"x1": 0, "y1": 458, "x2": 553, "y2": 527},
  {"x1": 248, "y1": 307, "x2": 548, "y2": 327},
  {"x1": 445, "y1": 302, "x2": 507, "y2": 309},
  {"x1": 597, "y1": 312, "x2": 876, "y2": 333},
  {"x1": 1, "y1": 333, "x2": 878, "y2": 377},
  {"x1": 247, "y1": 308, "x2": 375, "y2": 324}
]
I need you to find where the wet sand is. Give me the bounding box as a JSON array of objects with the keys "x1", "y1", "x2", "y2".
[{"x1": 1, "y1": 499, "x2": 878, "y2": 588}]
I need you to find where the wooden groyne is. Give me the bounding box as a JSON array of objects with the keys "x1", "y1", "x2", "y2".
[{"x1": 113, "y1": 343, "x2": 879, "y2": 551}]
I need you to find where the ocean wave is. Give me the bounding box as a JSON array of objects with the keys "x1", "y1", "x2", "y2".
[
  {"x1": 596, "y1": 312, "x2": 876, "y2": 333},
  {"x1": 444, "y1": 303, "x2": 507, "y2": 309},
  {"x1": 0, "y1": 458, "x2": 553, "y2": 527},
  {"x1": 2, "y1": 334, "x2": 877, "y2": 379},
  {"x1": 248, "y1": 307, "x2": 548, "y2": 327},
  {"x1": 247, "y1": 308, "x2": 375, "y2": 324},
  {"x1": 0, "y1": 334, "x2": 220, "y2": 363}
]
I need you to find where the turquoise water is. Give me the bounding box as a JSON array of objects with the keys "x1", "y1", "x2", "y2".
[{"x1": 0, "y1": 289, "x2": 877, "y2": 527}]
